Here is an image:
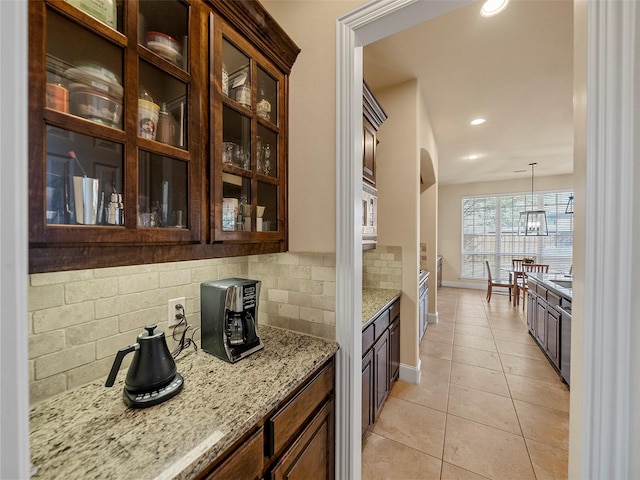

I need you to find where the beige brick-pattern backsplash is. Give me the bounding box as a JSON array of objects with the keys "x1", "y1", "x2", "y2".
[
  {"x1": 27, "y1": 253, "x2": 338, "y2": 405},
  {"x1": 28, "y1": 257, "x2": 248, "y2": 405},
  {"x1": 248, "y1": 252, "x2": 336, "y2": 342},
  {"x1": 362, "y1": 245, "x2": 403, "y2": 289}
]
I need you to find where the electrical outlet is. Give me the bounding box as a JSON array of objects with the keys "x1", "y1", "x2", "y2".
[{"x1": 168, "y1": 297, "x2": 185, "y2": 327}]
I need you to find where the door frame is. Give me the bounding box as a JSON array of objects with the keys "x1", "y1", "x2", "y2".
[{"x1": 334, "y1": 0, "x2": 638, "y2": 479}]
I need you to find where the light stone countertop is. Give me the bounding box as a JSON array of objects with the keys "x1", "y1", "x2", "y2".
[
  {"x1": 526, "y1": 272, "x2": 573, "y2": 299},
  {"x1": 29, "y1": 325, "x2": 339, "y2": 480},
  {"x1": 362, "y1": 287, "x2": 402, "y2": 327}
]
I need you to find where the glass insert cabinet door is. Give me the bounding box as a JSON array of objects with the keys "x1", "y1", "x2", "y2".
[
  {"x1": 212, "y1": 17, "x2": 286, "y2": 240},
  {"x1": 30, "y1": 0, "x2": 198, "y2": 244}
]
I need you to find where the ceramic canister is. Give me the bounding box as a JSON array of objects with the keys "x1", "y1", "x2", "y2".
[{"x1": 46, "y1": 83, "x2": 69, "y2": 112}]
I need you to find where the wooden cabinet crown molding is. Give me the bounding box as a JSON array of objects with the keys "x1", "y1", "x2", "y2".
[
  {"x1": 207, "y1": 0, "x2": 300, "y2": 73},
  {"x1": 363, "y1": 82, "x2": 387, "y2": 131}
]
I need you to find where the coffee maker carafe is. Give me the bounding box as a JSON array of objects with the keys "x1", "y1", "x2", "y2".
[{"x1": 201, "y1": 278, "x2": 264, "y2": 363}]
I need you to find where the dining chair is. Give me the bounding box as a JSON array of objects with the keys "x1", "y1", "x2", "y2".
[
  {"x1": 485, "y1": 260, "x2": 512, "y2": 303},
  {"x1": 520, "y1": 264, "x2": 550, "y2": 308},
  {"x1": 511, "y1": 259, "x2": 525, "y2": 306}
]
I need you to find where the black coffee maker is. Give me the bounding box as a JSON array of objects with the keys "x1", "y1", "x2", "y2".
[
  {"x1": 105, "y1": 324, "x2": 184, "y2": 408},
  {"x1": 201, "y1": 278, "x2": 264, "y2": 363}
]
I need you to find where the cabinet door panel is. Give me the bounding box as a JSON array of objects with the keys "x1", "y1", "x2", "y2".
[
  {"x1": 205, "y1": 427, "x2": 264, "y2": 480},
  {"x1": 270, "y1": 399, "x2": 334, "y2": 480},
  {"x1": 535, "y1": 299, "x2": 546, "y2": 345},
  {"x1": 362, "y1": 349, "x2": 374, "y2": 440},
  {"x1": 373, "y1": 330, "x2": 390, "y2": 420},
  {"x1": 527, "y1": 292, "x2": 536, "y2": 334},
  {"x1": 390, "y1": 318, "x2": 400, "y2": 384},
  {"x1": 545, "y1": 307, "x2": 560, "y2": 367},
  {"x1": 363, "y1": 118, "x2": 376, "y2": 184},
  {"x1": 269, "y1": 362, "x2": 333, "y2": 458},
  {"x1": 213, "y1": 21, "x2": 287, "y2": 243}
]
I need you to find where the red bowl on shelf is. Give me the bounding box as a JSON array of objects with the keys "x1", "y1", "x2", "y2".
[{"x1": 146, "y1": 31, "x2": 182, "y2": 65}]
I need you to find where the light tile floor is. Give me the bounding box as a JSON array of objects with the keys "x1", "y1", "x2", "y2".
[{"x1": 362, "y1": 287, "x2": 569, "y2": 480}]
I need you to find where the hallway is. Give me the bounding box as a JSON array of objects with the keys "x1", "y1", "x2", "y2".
[{"x1": 362, "y1": 287, "x2": 569, "y2": 479}]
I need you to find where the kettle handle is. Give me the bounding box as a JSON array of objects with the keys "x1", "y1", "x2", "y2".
[{"x1": 105, "y1": 343, "x2": 140, "y2": 387}]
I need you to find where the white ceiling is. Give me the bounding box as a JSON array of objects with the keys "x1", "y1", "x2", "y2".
[{"x1": 363, "y1": 0, "x2": 573, "y2": 185}]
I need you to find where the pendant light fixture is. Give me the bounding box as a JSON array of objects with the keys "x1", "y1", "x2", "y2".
[
  {"x1": 565, "y1": 195, "x2": 574, "y2": 214},
  {"x1": 518, "y1": 163, "x2": 548, "y2": 236}
]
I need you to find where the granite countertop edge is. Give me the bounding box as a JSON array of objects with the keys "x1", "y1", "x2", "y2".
[
  {"x1": 526, "y1": 272, "x2": 573, "y2": 299},
  {"x1": 29, "y1": 325, "x2": 339, "y2": 480},
  {"x1": 362, "y1": 287, "x2": 402, "y2": 327}
]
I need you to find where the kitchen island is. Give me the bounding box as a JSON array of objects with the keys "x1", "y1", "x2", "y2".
[
  {"x1": 29, "y1": 326, "x2": 338, "y2": 479},
  {"x1": 525, "y1": 273, "x2": 572, "y2": 385}
]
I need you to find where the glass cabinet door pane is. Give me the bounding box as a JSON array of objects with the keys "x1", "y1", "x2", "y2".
[
  {"x1": 257, "y1": 182, "x2": 278, "y2": 232},
  {"x1": 222, "y1": 38, "x2": 251, "y2": 109},
  {"x1": 256, "y1": 126, "x2": 277, "y2": 178},
  {"x1": 223, "y1": 106, "x2": 251, "y2": 170},
  {"x1": 46, "y1": 127, "x2": 124, "y2": 226},
  {"x1": 65, "y1": 0, "x2": 119, "y2": 31},
  {"x1": 139, "y1": 0, "x2": 189, "y2": 70},
  {"x1": 47, "y1": 10, "x2": 124, "y2": 127},
  {"x1": 139, "y1": 61, "x2": 188, "y2": 149},
  {"x1": 222, "y1": 174, "x2": 251, "y2": 231},
  {"x1": 138, "y1": 153, "x2": 188, "y2": 228},
  {"x1": 257, "y1": 67, "x2": 277, "y2": 123}
]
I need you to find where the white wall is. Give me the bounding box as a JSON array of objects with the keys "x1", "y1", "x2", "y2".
[{"x1": 438, "y1": 174, "x2": 574, "y2": 285}]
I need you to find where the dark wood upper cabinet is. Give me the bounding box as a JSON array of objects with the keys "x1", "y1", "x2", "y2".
[
  {"x1": 362, "y1": 82, "x2": 387, "y2": 186},
  {"x1": 28, "y1": 0, "x2": 299, "y2": 273}
]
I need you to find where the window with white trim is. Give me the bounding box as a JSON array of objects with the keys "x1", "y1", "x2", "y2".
[{"x1": 461, "y1": 191, "x2": 573, "y2": 280}]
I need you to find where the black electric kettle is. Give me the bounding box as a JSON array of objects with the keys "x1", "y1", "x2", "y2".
[{"x1": 105, "y1": 324, "x2": 184, "y2": 408}]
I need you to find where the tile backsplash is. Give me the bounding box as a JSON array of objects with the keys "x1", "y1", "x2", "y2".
[
  {"x1": 28, "y1": 252, "x2": 336, "y2": 405},
  {"x1": 363, "y1": 245, "x2": 402, "y2": 289}
]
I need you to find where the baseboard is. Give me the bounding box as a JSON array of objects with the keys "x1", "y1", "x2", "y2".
[
  {"x1": 442, "y1": 280, "x2": 485, "y2": 290},
  {"x1": 399, "y1": 359, "x2": 420, "y2": 384},
  {"x1": 427, "y1": 312, "x2": 438, "y2": 324}
]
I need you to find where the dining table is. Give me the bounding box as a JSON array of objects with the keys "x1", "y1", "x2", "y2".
[{"x1": 501, "y1": 265, "x2": 525, "y2": 306}]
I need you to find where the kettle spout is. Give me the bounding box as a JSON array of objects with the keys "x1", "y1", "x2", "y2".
[{"x1": 105, "y1": 343, "x2": 140, "y2": 387}]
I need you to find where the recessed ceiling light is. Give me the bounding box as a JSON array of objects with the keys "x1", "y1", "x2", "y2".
[
  {"x1": 468, "y1": 154, "x2": 479, "y2": 160},
  {"x1": 470, "y1": 118, "x2": 486, "y2": 126},
  {"x1": 481, "y1": 0, "x2": 509, "y2": 17}
]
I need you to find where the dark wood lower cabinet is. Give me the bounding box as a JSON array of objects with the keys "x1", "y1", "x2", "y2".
[
  {"x1": 200, "y1": 358, "x2": 335, "y2": 480},
  {"x1": 204, "y1": 427, "x2": 264, "y2": 480},
  {"x1": 361, "y1": 349, "x2": 374, "y2": 439},
  {"x1": 526, "y1": 277, "x2": 571, "y2": 385},
  {"x1": 362, "y1": 297, "x2": 400, "y2": 442},
  {"x1": 545, "y1": 306, "x2": 560, "y2": 367},
  {"x1": 389, "y1": 318, "x2": 400, "y2": 384},
  {"x1": 373, "y1": 329, "x2": 390, "y2": 419},
  {"x1": 535, "y1": 298, "x2": 547, "y2": 346},
  {"x1": 271, "y1": 399, "x2": 334, "y2": 480}
]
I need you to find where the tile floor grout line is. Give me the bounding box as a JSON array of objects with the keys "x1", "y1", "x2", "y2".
[{"x1": 363, "y1": 288, "x2": 568, "y2": 480}]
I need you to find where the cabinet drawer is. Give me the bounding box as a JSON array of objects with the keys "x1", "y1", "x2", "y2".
[
  {"x1": 362, "y1": 324, "x2": 375, "y2": 354},
  {"x1": 205, "y1": 427, "x2": 264, "y2": 480},
  {"x1": 537, "y1": 285, "x2": 548, "y2": 299},
  {"x1": 269, "y1": 362, "x2": 334, "y2": 458},
  {"x1": 389, "y1": 300, "x2": 400, "y2": 321},
  {"x1": 270, "y1": 399, "x2": 334, "y2": 480},
  {"x1": 548, "y1": 291, "x2": 561, "y2": 308},
  {"x1": 374, "y1": 309, "x2": 390, "y2": 341}
]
